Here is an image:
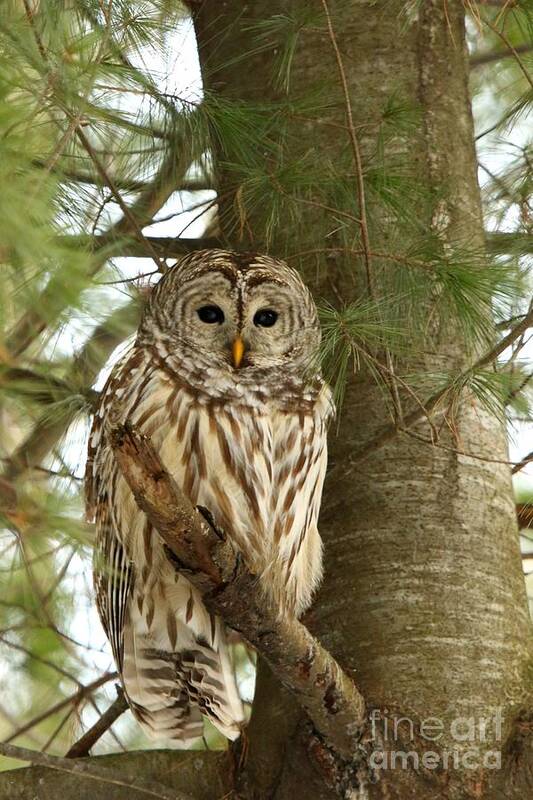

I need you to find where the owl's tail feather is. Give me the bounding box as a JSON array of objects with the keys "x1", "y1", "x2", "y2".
[
  {"x1": 122, "y1": 582, "x2": 245, "y2": 743},
  {"x1": 128, "y1": 689, "x2": 204, "y2": 743}
]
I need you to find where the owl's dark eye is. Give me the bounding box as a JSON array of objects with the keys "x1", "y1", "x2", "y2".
[
  {"x1": 253, "y1": 308, "x2": 278, "y2": 328},
  {"x1": 197, "y1": 305, "x2": 224, "y2": 324}
]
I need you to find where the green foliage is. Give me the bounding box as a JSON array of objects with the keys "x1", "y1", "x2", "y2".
[
  {"x1": 319, "y1": 299, "x2": 408, "y2": 406},
  {"x1": 244, "y1": 6, "x2": 325, "y2": 92}
]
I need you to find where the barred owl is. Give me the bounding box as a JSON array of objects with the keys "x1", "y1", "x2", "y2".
[{"x1": 86, "y1": 250, "x2": 334, "y2": 743}]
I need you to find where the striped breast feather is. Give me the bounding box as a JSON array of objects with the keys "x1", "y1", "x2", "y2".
[{"x1": 260, "y1": 398, "x2": 330, "y2": 616}]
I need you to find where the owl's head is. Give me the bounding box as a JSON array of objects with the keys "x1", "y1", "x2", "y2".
[{"x1": 139, "y1": 250, "x2": 321, "y2": 384}]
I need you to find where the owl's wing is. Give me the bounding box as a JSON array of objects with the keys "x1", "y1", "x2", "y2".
[
  {"x1": 87, "y1": 350, "x2": 245, "y2": 743},
  {"x1": 121, "y1": 565, "x2": 241, "y2": 742},
  {"x1": 86, "y1": 353, "x2": 134, "y2": 673},
  {"x1": 267, "y1": 381, "x2": 335, "y2": 616},
  {"x1": 92, "y1": 500, "x2": 133, "y2": 672}
]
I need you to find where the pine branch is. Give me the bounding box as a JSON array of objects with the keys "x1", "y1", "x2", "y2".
[
  {"x1": 0, "y1": 634, "x2": 80, "y2": 686},
  {"x1": 66, "y1": 686, "x2": 129, "y2": 758},
  {"x1": 482, "y1": 18, "x2": 533, "y2": 91},
  {"x1": 506, "y1": 368, "x2": 533, "y2": 402},
  {"x1": 320, "y1": 0, "x2": 372, "y2": 296},
  {"x1": 471, "y1": 44, "x2": 533, "y2": 68},
  {"x1": 71, "y1": 122, "x2": 166, "y2": 274},
  {"x1": 347, "y1": 298, "x2": 533, "y2": 465},
  {"x1": 0, "y1": 749, "x2": 230, "y2": 799},
  {"x1": 478, "y1": 161, "x2": 531, "y2": 212},
  {"x1": 0, "y1": 742, "x2": 192, "y2": 800},
  {"x1": 3, "y1": 300, "x2": 139, "y2": 486},
  {"x1": 31, "y1": 160, "x2": 209, "y2": 194},
  {"x1": 0, "y1": 367, "x2": 98, "y2": 408},
  {"x1": 319, "y1": 0, "x2": 404, "y2": 423},
  {"x1": 486, "y1": 231, "x2": 533, "y2": 255},
  {"x1": 58, "y1": 234, "x2": 221, "y2": 260},
  {"x1": 111, "y1": 424, "x2": 366, "y2": 768},
  {"x1": 513, "y1": 451, "x2": 533, "y2": 475},
  {"x1": 21, "y1": 0, "x2": 47, "y2": 60},
  {"x1": 6, "y1": 146, "x2": 192, "y2": 358},
  {"x1": 517, "y1": 503, "x2": 533, "y2": 528},
  {"x1": 3, "y1": 673, "x2": 116, "y2": 745}
]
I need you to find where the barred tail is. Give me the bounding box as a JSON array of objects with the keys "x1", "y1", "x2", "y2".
[{"x1": 121, "y1": 576, "x2": 245, "y2": 743}]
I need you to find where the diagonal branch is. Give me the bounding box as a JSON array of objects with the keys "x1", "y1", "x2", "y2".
[
  {"x1": 0, "y1": 367, "x2": 98, "y2": 409},
  {"x1": 482, "y1": 18, "x2": 533, "y2": 91},
  {"x1": 3, "y1": 672, "x2": 116, "y2": 745},
  {"x1": 71, "y1": 122, "x2": 166, "y2": 274},
  {"x1": 66, "y1": 685, "x2": 129, "y2": 758},
  {"x1": 31, "y1": 160, "x2": 209, "y2": 194},
  {"x1": 320, "y1": 0, "x2": 372, "y2": 297},
  {"x1": 320, "y1": 0, "x2": 404, "y2": 424},
  {"x1": 486, "y1": 231, "x2": 533, "y2": 255},
  {"x1": 57, "y1": 234, "x2": 221, "y2": 260},
  {"x1": 2, "y1": 300, "x2": 139, "y2": 487},
  {"x1": 6, "y1": 146, "x2": 191, "y2": 358},
  {"x1": 513, "y1": 451, "x2": 533, "y2": 475},
  {"x1": 111, "y1": 424, "x2": 366, "y2": 764}
]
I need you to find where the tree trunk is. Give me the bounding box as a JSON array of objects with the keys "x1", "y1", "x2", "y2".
[{"x1": 194, "y1": 2, "x2": 533, "y2": 798}]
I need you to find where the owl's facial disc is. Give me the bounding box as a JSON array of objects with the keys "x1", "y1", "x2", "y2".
[
  {"x1": 190, "y1": 275, "x2": 316, "y2": 373},
  {"x1": 142, "y1": 251, "x2": 321, "y2": 382}
]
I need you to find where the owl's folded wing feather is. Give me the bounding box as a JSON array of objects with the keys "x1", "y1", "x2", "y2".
[
  {"x1": 86, "y1": 352, "x2": 245, "y2": 743},
  {"x1": 93, "y1": 502, "x2": 133, "y2": 672}
]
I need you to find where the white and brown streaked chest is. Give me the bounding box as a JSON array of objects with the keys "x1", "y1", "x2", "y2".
[{"x1": 88, "y1": 344, "x2": 332, "y2": 616}]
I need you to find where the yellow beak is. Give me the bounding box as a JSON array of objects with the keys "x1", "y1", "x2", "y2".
[{"x1": 232, "y1": 336, "x2": 245, "y2": 369}]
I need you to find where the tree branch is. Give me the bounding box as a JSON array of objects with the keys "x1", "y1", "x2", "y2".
[
  {"x1": 3, "y1": 672, "x2": 117, "y2": 745},
  {"x1": 482, "y1": 18, "x2": 533, "y2": 91},
  {"x1": 0, "y1": 743, "x2": 193, "y2": 800},
  {"x1": 320, "y1": 0, "x2": 372, "y2": 296},
  {"x1": 0, "y1": 366, "x2": 98, "y2": 409},
  {"x1": 471, "y1": 43, "x2": 533, "y2": 68},
  {"x1": 111, "y1": 424, "x2": 366, "y2": 765},
  {"x1": 31, "y1": 160, "x2": 210, "y2": 194},
  {"x1": 0, "y1": 748, "x2": 230, "y2": 800},
  {"x1": 2, "y1": 300, "x2": 139, "y2": 486},
  {"x1": 346, "y1": 297, "x2": 533, "y2": 465},
  {"x1": 71, "y1": 122, "x2": 166, "y2": 274},
  {"x1": 512, "y1": 450, "x2": 533, "y2": 475},
  {"x1": 486, "y1": 231, "x2": 533, "y2": 255},
  {"x1": 66, "y1": 686, "x2": 129, "y2": 758},
  {"x1": 58, "y1": 234, "x2": 221, "y2": 260},
  {"x1": 517, "y1": 503, "x2": 533, "y2": 529},
  {"x1": 6, "y1": 145, "x2": 192, "y2": 357}
]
